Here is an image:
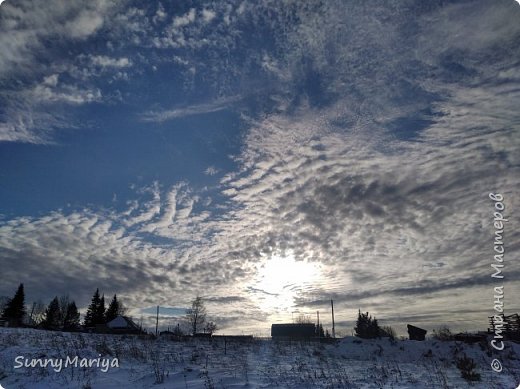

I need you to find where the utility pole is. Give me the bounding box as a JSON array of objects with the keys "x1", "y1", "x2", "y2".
[
  {"x1": 331, "y1": 299, "x2": 335, "y2": 338},
  {"x1": 155, "y1": 305, "x2": 159, "y2": 337},
  {"x1": 317, "y1": 311, "x2": 320, "y2": 338}
]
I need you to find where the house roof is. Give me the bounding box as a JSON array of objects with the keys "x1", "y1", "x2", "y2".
[{"x1": 107, "y1": 315, "x2": 139, "y2": 329}]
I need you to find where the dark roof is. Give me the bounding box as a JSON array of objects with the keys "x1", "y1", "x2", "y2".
[{"x1": 271, "y1": 323, "x2": 315, "y2": 337}]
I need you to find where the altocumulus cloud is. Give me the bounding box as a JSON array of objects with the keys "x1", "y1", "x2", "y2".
[{"x1": 0, "y1": 0, "x2": 519, "y2": 333}]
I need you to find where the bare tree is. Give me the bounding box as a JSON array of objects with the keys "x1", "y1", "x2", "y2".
[
  {"x1": 186, "y1": 296, "x2": 207, "y2": 335},
  {"x1": 295, "y1": 314, "x2": 312, "y2": 324},
  {"x1": 204, "y1": 321, "x2": 218, "y2": 335}
]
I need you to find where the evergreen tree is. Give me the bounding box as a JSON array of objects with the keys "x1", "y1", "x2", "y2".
[
  {"x1": 58, "y1": 295, "x2": 70, "y2": 328},
  {"x1": 96, "y1": 294, "x2": 106, "y2": 324},
  {"x1": 63, "y1": 301, "x2": 80, "y2": 331},
  {"x1": 42, "y1": 297, "x2": 61, "y2": 330},
  {"x1": 105, "y1": 294, "x2": 120, "y2": 323},
  {"x1": 2, "y1": 283, "x2": 26, "y2": 326},
  {"x1": 84, "y1": 289, "x2": 103, "y2": 327},
  {"x1": 354, "y1": 310, "x2": 381, "y2": 339}
]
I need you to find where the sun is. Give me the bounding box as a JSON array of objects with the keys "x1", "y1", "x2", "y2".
[{"x1": 252, "y1": 251, "x2": 321, "y2": 312}]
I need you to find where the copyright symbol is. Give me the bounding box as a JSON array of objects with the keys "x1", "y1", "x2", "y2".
[{"x1": 491, "y1": 359, "x2": 502, "y2": 372}]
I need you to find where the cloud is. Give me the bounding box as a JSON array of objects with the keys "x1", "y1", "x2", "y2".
[
  {"x1": 204, "y1": 166, "x2": 220, "y2": 176},
  {"x1": 0, "y1": 0, "x2": 519, "y2": 333},
  {"x1": 173, "y1": 8, "x2": 196, "y2": 28},
  {"x1": 0, "y1": 0, "x2": 116, "y2": 76},
  {"x1": 64, "y1": 9, "x2": 104, "y2": 39},
  {"x1": 31, "y1": 80, "x2": 102, "y2": 105},
  {"x1": 89, "y1": 55, "x2": 132, "y2": 68},
  {"x1": 141, "y1": 96, "x2": 242, "y2": 122},
  {"x1": 201, "y1": 9, "x2": 216, "y2": 23},
  {"x1": 0, "y1": 0, "x2": 128, "y2": 143}
]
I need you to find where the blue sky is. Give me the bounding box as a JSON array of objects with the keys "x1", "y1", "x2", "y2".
[{"x1": 1, "y1": 0, "x2": 519, "y2": 335}]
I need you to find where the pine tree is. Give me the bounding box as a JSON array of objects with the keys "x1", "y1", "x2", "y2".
[
  {"x1": 42, "y1": 297, "x2": 61, "y2": 330},
  {"x1": 2, "y1": 283, "x2": 26, "y2": 326},
  {"x1": 96, "y1": 294, "x2": 106, "y2": 324},
  {"x1": 83, "y1": 289, "x2": 102, "y2": 327},
  {"x1": 355, "y1": 310, "x2": 381, "y2": 339},
  {"x1": 58, "y1": 295, "x2": 70, "y2": 328},
  {"x1": 63, "y1": 301, "x2": 80, "y2": 331},
  {"x1": 105, "y1": 294, "x2": 120, "y2": 323}
]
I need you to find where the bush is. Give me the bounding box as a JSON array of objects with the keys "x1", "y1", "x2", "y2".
[
  {"x1": 379, "y1": 326, "x2": 396, "y2": 340},
  {"x1": 456, "y1": 354, "x2": 481, "y2": 382},
  {"x1": 433, "y1": 326, "x2": 453, "y2": 341}
]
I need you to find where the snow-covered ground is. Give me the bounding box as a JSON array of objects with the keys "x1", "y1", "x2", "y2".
[{"x1": 1, "y1": 328, "x2": 519, "y2": 388}]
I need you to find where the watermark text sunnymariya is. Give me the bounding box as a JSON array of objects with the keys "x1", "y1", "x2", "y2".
[
  {"x1": 488, "y1": 192, "x2": 508, "y2": 373},
  {"x1": 14, "y1": 355, "x2": 119, "y2": 373}
]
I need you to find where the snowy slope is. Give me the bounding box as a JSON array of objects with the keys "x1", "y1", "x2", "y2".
[{"x1": 1, "y1": 328, "x2": 519, "y2": 388}]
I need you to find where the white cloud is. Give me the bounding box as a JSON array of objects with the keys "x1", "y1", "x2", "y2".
[
  {"x1": 64, "y1": 10, "x2": 104, "y2": 39},
  {"x1": 173, "y1": 8, "x2": 196, "y2": 28},
  {"x1": 0, "y1": 0, "x2": 122, "y2": 143},
  {"x1": 153, "y1": 3, "x2": 167, "y2": 24},
  {"x1": 204, "y1": 166, "x2": 219, "y2": 176},
  {"x1": 0, "y1": 0, "x2": 116, "y2": 76},
  {"x1": 1, "y1": 0, "x2": 519, "y2": 333},
  {"x1": 89, "y1": 55, "x2": 132, "y2": 68},
  {"x1": 31, "y1": 82, "x2": 102, "y2": 105},
  {"x1": 202, "y1": 9, "x2": 216, "y2": 23},
  {"x1": 43, "y1": 74, "x2": 59, "y2": 87},
  {"x1": 141, "y1": 96, "x2": 242, "y2": 122}
]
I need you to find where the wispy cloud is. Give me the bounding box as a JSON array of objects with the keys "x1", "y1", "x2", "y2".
[
  {"x1": 89, "y1": 55, "x2": 132, "y2": 68},
  {"x1": 141, "y1": 96, "x2": 242, "y2": 122},
  {"x1": 0, "y1": 0, "x2": 134, "y2": 143}
]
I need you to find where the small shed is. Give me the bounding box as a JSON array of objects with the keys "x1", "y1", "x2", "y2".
[
  {"x1": 107, "y1": 316, "x2": 143, "y2": 334},
  {"x1": 271, "y1": 323, "x2": 316, "y2": 339},
  {"x1": 407, "y1": 324, "x2": 427, "y2": 341}
]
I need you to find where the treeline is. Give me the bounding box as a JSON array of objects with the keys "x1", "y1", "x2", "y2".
[{"x1": 0, "y1": 283, "x2": 125, "y2": 331}]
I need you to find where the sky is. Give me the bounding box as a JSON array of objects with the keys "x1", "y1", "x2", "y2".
[{"x1": 0, "y1": 0, "x2": 519, "y2": 336}]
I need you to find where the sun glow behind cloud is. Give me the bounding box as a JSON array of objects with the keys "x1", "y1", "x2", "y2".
[{"x1": 252, "y1": 251, "x2": 322, "y2": 313}]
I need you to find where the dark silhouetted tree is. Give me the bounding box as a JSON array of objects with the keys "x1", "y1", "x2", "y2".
[
  {"x1": 295, "y1": 314, "x2": 312, "y2": 324},
  {"x1": 173, "y1": 323, "x2": 184, "y2": 336},
  {"x1": 354, "y1": 310, "x2": 381, "y2": 339},
  {"x1": 186, "y1": 296, "x2": 207, "y2": 335},
  {"x1": 204, "y1": 321, "x2": 218, "y2": 335},
  {"x1": 63, "y1": 301, "x2": 80, "y2": 331},
  {"x1": 42, "y1": 297, "x2": 61, "y2": 330},
  {"x1": 83, "y1": 289, "x2": 106, "y2": 327},
  {"x1": 58, "y1": 295, "x2": 70, "y2": 328},
  {"x1": 2, "y1": 283, "x2": 26, "y2": 326},
  {"x1": 97, "y1": 294, "x2": 106, "y2": 324},
  {"x1": 105, "y1": 294, "x2": 120, "y2": 323}
]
